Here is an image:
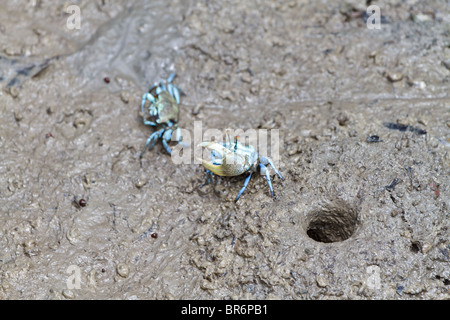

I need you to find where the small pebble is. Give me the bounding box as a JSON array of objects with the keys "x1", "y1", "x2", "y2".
[
  {"x1": 411, "y1": 80, "x2": 426, "y2": 89},
  {"x1": 192, "y1": 103, "x2": 204, "y2": 115},
  {"x1": 430, "y1": 138, "x2": 439, "y2": 148},
  {"x1": 78, "y1": 199, "x2": 87, "y2": 207},
  {"x1": 386, "y1": 72, "x2": 403, "y2": 82},
  {"x1": 240, "y1": 73, "x2": 252, "y2": 84},
  {"x1": 366, "y1": 135, "x2": 382, "y2": 143},
  {"x1": 116, "y1": 263, "x2": 130, "y2": 278},
  {"x1": 286, "y1": 144, "x2": 298, "y2": 156},
  {"x1": 46, "y1": 106, "x2": 55, "y2": 115},
  {"x1": 220, "y1": 21, "x2": 235, "y2": 33},
  {"x1": 66, "y1": 227, "x2": 80, "y2": 244},
  {"x1": 4, "y1": 47, "x2": 19, "y2": 56},
  {"x1": 417, "y1": 118, "x2": 427, "y2": 126},
  {"x1": 200, "y1": 279, "x2": 215, "y2": 290},
  {"x1": 135, "y1": 179, "x2": 146, "y2": 189},
  {"x1": 62, "y1": 289, "x2": 75, "y2": 299},
  {"x1": 120, "y1": 91, "x2": 129, "y2": 104},
  {"x1": 348, "y1": 129, "x2": 358, "y2": 137},
  {"x1": 219, "y1": 90, "x2": 235, "y2": 101},
  {"x1": 316, "y1": 275, "x2": 328, "y2": 288},
  {"x1": 73, "y1": 117, "x2": 87, "y2": 128},
  {"x1": 337, "y1": 113, "x2": 349, "y2": 126},
  {"x1": 23, "y1": 240, "x2": 39, "y2": 257},
  {"x1": 14, "y1": 111, "x2": 23, "y2": 122},
  {"x1": 412, "y1": 13, "x2": 433, "y2": 23},
  {"x1": 396, "y1": 285, "x2": 404, "y2": 295},
  {"x1": 442, "y1": 60, "x2": 450, "y2": 71},
  {"x1": 422, "y1": 242, "x2": 432, "y2": 254},
  {"x1": 8, "y1": 87, "x2": 19, "y2": 98}
]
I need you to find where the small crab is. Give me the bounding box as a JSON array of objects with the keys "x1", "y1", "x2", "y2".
[
  {"x1": 198, "y1": 135, "x2": 284, "y2": 202},
  {"x1": 140, "y1": 73, "x2": 183, "y2": 157}
]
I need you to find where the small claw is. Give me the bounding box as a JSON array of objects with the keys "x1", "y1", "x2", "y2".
[
  {"x1": 162, "y1": 140, "x2": 172, "y2": 155},
  {"x1": 260, "y1": 156, "x2": 283, "y2": 181}
]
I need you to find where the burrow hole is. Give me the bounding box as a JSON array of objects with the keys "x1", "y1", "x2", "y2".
[{"x1": 306, "y1": 200, "x2": 359, "y2": 243}]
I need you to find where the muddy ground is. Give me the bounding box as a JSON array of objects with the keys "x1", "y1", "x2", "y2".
[{"x1": 0, "y1": 0, "x2": 449, "y2": 300}]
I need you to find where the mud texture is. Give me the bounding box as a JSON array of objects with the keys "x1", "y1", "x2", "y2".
[{"x1": 0, "y1": 0, "x2": 449, "y2": 299}]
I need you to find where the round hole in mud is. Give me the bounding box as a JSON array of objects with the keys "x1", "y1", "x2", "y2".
[{"x1": 306, "y1": 200, "x2": 359, "y2": 243}]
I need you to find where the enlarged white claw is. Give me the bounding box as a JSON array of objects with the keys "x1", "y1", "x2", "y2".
[
  {"x1": 198, "y1": 142, "x2": 230, "y2": 156},
  {"x1": 198, "y1": 142, "x2": 248, "y2": 177}
]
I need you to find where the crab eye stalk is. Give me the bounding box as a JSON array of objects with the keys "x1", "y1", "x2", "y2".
[
  {"x1": 226, "y1": 130, "x2": 232, "y2": 147},
  {"x1": 234, "y1": 135, "x2": 239, "y2": 151}
]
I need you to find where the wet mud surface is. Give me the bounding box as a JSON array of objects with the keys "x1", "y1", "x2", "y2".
[{"x1": 0, "y1": 1, "x2": 449, "y2": 299}]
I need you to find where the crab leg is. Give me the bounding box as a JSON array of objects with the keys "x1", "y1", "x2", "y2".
[
  {"x1": 172, "y1": 85, "x2": 181, "y2": 104},
  {"x1": 141, "y1": 93, "x2": 157, "y2": 126},
  {"x1": 140, "y1": 127, "x2": 165, "y2": 158},
  {"x1": 205, "y1": 170, "x2": 215, "y2": 184},
  {"x1": 162, "y1": 129, "x2": 174, "y2": 155},
  {"x1": 235, "y1": 172, "x2": 253, "y2": 202},
  {"x1": 167, "y1": 73, "x2": 184, "y2": 98},
  {"x1": 259, "y1": 163, "x2": 274, "y2": 196},
  {"x1": 175, "y1": 126, "x2": 182, "y2": 143},
  {"x1": 260, "y1": 156, "x2": 284, "y2": 180}
]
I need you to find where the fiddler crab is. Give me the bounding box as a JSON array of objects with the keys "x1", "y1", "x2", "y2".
[
  {"x1": 140, "y1": 73, "x2": 183, "y2": 157},
  {"x1": 198, "y1": 133, "x2": 284, "y2": 202}
]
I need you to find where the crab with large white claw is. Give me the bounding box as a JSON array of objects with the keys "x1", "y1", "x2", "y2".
[
  {"x1": 140, "y1": 73, "x2": 183, "y2": 157},
  {"x1": 198, "y1": 135, "x2": 284, "y2": 202}
]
